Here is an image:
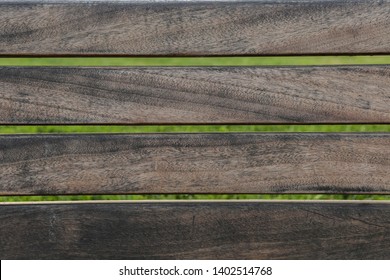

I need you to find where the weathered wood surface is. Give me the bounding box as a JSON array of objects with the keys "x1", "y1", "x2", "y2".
[
  {"x1": 1, "y1": 66, "x2": 390, "y2": 124},
  {"x1": 1, "y1": 133, "x2": 389, "y2": 195},
  {"x1": 1, "y1": 0, "x2": 390, "y2": 56},
  {"x1": 1, "y1": 201, "x2": 389, "y2": 259}
]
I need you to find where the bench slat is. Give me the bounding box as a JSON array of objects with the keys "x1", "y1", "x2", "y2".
[
  {"x1": 1, "y1": 66, "x2": 390, "y2": 124},
  {"x1": 1, "y1": 1, "x2": 390, "y2": 56},
  {"x1": 1, "y1": 201, "x2": 389, "y2": 259},
  {"x1": 1, "y1": 133, "x2": 389, "y2": 195}
]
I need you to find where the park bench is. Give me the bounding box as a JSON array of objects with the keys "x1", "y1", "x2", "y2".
[{"x1": 0, "y1": 0, "x2": 390, "y2": 259}]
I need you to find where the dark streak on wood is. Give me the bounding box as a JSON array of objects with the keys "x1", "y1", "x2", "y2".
[
  {"x1": 0, "y1": 133, "x2": 389, "y2": 195},
  {"x1": 1, "y1": 1, "x2": 390, "y2": 56},
  {"x1": 1, "y1": 66, "x2": 390, "y2": 124},
  {"x1": 1, "y1": 201, "x2": 389, "y2": 259}
]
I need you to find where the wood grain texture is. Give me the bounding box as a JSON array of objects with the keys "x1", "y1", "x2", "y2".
[
  {"x1": 1, "y1": 66, "x2": 390, "y2": 124},
  {"x1": 1, "y1": 133, "x2": 389, "y2": 195},
  {"x1": 1, "y1": 201, "x2": 389, "y2": 259},
  {"x1": 1, "y1": 0, "x2": 390, "y2": 56}
]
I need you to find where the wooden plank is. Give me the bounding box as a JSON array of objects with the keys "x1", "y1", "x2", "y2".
[
  {"x1": 1, "y1": 1, "x2": 390, "y2": 56},
  {"x1": 1, "y1": 201, "x2": 389, "y2": 259},
  {"x1": 1, "y1": 133, "x2": 389, "y2": 195},
  {"x1": 1, "y1": 66, "x2": 390, "y2": 124}
]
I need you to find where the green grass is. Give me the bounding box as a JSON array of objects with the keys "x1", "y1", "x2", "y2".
[
  {"x1": 2, "y1": 55, "x2": 390, "y2": 66},
  {"x1": 1, "y1": 56, "x2": 389, "y2": 201},
  {"x1": 0, "y1": 124, "x2": 389, "y2": 134}
]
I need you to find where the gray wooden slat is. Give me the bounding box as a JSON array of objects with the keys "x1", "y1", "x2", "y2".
[
  {"x1": 1, "y1": 0, "x2": 390, "y2": 56},
  {"x1": 1, "y1": 201, "x2": 389, "y2": 259},
  {"x1": 1, "y1": 66, "x2": 390, "y2": 124},
  {"x1": 1, "y1": 133, "x2": 389, "y2": 195}
]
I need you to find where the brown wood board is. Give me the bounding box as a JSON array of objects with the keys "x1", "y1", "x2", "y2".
[
  {"x1": 1, "y1": 66, "x2": 390, "y2": 124},
  {"x1": 1, "y1": 1, "x2": 390, "y2": 56},
  {"x1": 1, "y1": 133, "x2": 389, "y2": 195},
  {"x1": 1, "y1": 201, "x2": 389, "y2": 259}
]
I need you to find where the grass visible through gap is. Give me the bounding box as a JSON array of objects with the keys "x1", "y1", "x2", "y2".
[{"x1": 1, "y1": 56, "x2": 390, "y2": 66}]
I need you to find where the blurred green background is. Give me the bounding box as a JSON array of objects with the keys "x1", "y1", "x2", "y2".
[{"x1": 1, "y1": 56, "x2": 389, "y2": 202}]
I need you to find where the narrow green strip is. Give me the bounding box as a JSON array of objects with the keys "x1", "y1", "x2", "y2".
[
  {"x1": 0, "y1": 125, "x2": 389, "y2": 134},
  {"x1": 1, "y1": 56, "x2": 390, "y2": 66}
]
